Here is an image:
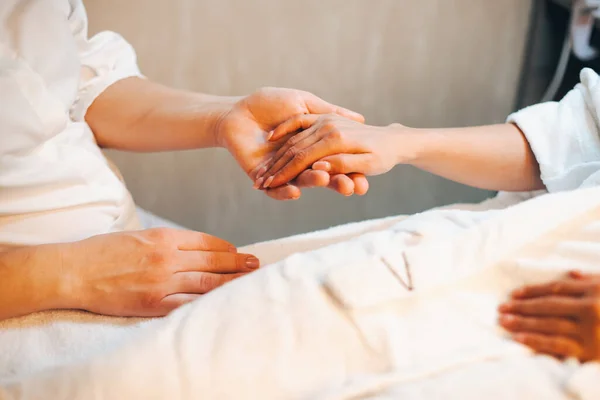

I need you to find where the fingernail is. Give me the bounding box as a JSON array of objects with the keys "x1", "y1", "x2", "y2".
[
  {"x1": 313, "y1": 161, "x2": 331, "y2": 171},
  {"x1": 267, "y1": 131, "x2": 274, "y2": 141},
  {"x1": 345, "y1": 191, "x2": 354, "y2": 197},
  {"x1": 511, "y1": 288, "x2": 525, "y2": 298},
  {"x1": 256, "y1": 166, "x2": 268, "y2": 179},
  {"x1": 253, "y1": 177, "x2": 264, "y2": 189},
  {"x1": 499, "y1": 314, "x2": 514, "y2": 324},
  {"x1": 263, "y1": 176, "x2": 274, "y2": 189},
  {"x1": 498, "y1": 303, "x2": 511, "y2": 312},
  {"x1": 246, "y1": 256, "x2": 260, "y2": 269},
  {"x1": 228, "y1": 245, "x2": 237, "y2": 253}
]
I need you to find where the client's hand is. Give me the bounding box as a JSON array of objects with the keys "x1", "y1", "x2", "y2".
[
  {"x1": 61, "y1": 228, "x2": 258, "y2": 317},
  {"x1": 498, "y1": 271, "x2": 600, "y2": 362},
  {"x1": 217, "y1": 89, "x2": 369, "y2": 199},
  {"x1": 255, "y1": 114, "x2": 403, "y2": 191}
]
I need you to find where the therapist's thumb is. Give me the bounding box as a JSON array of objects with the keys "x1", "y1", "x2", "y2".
[
  {"x1": 304, "y1": 93, "x2": 365, "y2": 123},
  {"x1": 312, "y1": 154, "x2": 372, "y2": 175}
]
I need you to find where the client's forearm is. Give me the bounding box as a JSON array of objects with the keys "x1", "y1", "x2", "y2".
[
  {"x1": 0, "y1": 245, "x2": 67, "y2": 320},
  {"x1": 401, "y1": 123, "x2": 544, "y2": 192},
  {"x1": 86, "y1": 77, "x2": 240, "y2": 152}
]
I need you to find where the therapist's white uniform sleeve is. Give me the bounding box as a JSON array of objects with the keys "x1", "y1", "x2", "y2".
[
  {"x1": 67, "y1": 0, "x2": 143, "y2": 122},
  {"x1": 507, "y1": 68, "x2": 600, "y2": 192}
]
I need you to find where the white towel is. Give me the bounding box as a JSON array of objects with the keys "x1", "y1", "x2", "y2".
[{"x1": 2, "y1": 188, "x2": 600, "y2": 399}]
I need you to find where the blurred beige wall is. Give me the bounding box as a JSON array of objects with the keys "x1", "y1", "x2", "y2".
[{"x1": 86, "y1": 0, "x2": 533, "y2": 246}]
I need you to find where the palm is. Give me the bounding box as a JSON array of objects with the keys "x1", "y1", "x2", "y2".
[{"x1": 219, "y1": 88, "x2": 312, "y2": 175}]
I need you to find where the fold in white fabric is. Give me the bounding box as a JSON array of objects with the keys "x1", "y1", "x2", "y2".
[{"x1": 2, "y1": 188, "x2": 600, "y2": 399}]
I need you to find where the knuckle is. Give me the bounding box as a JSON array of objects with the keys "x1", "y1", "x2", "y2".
[
  {"x1": 285, "y1": 148, "x2": 298, "y2": 158},
  {"x1": 145, "y1": 228, "x2": 173, "y2": 244},
  {"x1": 326, "y1": 127, "x2": 341, "y2": 139},
  {"x1": 144, "y1": 249, "x2": 175, "y2": 270},
  {"x1": 140, "y1": 290, "x2": 163, "y2": 310},
  {"x1": 202, "y1": 253, "x2": 217, "y2": 267},
  {"x1": 145, "y1": 249, "x2": 168, "y2": 267},
  {"x1": 293, "y1": 150, "x2": 308, "y2": 162},
  {"x1": 198, "y1": 273, "x2": 219, "y2": 293}
]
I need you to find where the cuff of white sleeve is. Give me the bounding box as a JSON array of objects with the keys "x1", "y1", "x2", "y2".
[
  {"x1": 70, "y1": 69, "x2": 144, "y2": 123},
  {"x1": 506, "y1": 102, "x2": 561, "y2": 192}
]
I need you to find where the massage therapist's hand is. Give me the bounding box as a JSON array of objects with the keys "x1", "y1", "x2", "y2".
[
  {"x1": 499, "y1": 271, "x2": 600, "y2": 362},
  {"x1": 60, "y1": 228, "x2": 259, "y2": 317},
  {"x1": 215, "y1": 88, "x2": 369, "y2": 199},
  {"x1": 255, "y1": 114, "x2": 404, "y2": 191}
]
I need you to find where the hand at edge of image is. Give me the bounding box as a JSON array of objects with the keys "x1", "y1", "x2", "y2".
[{"x1": 499, "y1": 271, "x2": 600, "y2": 362}]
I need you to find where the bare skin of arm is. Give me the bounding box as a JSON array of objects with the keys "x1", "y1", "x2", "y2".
[
  {"x1": 86, "y1": 78, "x2": 369, "y2": 199},
  {"x1": 0, "y1": 244, "x2": 65, "y2": 320},
  {"x1": 0, "y1": 229, "x2": 260, "y2": 321},
  {"x1": 256, "y1": 115, "x2": 544, "y2": 193},
  {"x1": 403, "y1": 123, "x2": 543, "y2": 191}
]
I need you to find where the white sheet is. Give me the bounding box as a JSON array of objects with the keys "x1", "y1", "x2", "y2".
[{"x1": 1, "y1": 190, "x2": 599, "y2": 399}]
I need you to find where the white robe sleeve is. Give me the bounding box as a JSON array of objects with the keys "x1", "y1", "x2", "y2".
[
  {"x1": 67, "y1": 0, "x2": 143, "y2": 122},
  {"x1": 507, "y1": 68, "x2": 600, "y2": 192}
]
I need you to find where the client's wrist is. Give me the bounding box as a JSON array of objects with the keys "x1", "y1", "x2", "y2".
[{"x1": 383, "y1": 123, "x2": 426, "y2": 166}]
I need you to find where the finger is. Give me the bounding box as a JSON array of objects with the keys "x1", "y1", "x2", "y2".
[
  {"x1": 498, "y1": 314, "x2": 580, "y2": 337},
  {"x1": 261, "y1": 126, "x2": 325, "y2": 187},
  {"x1": 265, "y1": 184, "x2": 301, "y2": 201},
  {"x1": 157, "y1": 293, "x2": 201, "y2": 315},
  {"x1": 568, "y1": 270, "x2": 600, "y2": 281},
  {"x1": 294, "y1": 169, "x2": 331, "y2": 188},
  {"x1": 499, "y1": 297, "x2": 583, "y2": 318},
  {"x1": 328, "y1": 174, "x2": 355, "y2": 196},
  {"x1": 171, "y1": 271, "x2": 246, "y2": 295},
  {"x1": 249, "y1": 158, "x2": 272, "y2": 181},
  {"x1": 304, "y1": 92, "x2": 365, "y2": 123},
  {"x1": 513, "y1": 333, "x2": 583, "y2": 359},
  {"x1": 349, "y1": 173, "x2": 369, "y2": 196},
  {"x1": 176, "y1": 251, "x2": 260, "y2": 273},
  {"x1": 511, "y1": 279, "x2": 590, "y2": 299},
  {"x1": 267, "y1": 139, "x2": 347, "y2": 189},
  {"x1": 312, "y1": 154, "x2": 373, "y2": 175},
  {"x1": 269, "y1": 114, "x2": 320, "y2": 142},
  {"x1": 159, "y1": 229, "x2": 236, "y2": 253},
  {"x1": 569, "y1": 270, "x2": 587, "y2": 280}
]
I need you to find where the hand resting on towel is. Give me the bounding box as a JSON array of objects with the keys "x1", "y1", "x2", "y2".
[
  {"x1": 0, "y1": 228, "x2": 258, "y2": 320},
  {"x1": 499, "y1": 271, "x2": 600, "y2": 362}
]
